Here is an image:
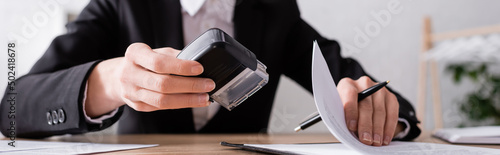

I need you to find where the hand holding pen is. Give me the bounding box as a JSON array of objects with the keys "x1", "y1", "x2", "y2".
[{"x1": 295, "y1": 77, "x2": 402, "y2": 146}]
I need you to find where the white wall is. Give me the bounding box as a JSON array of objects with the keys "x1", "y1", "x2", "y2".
[
  {"x1": 0, "y1": 0, "x2": 90, "y2": 99},
  {"x1": 0, "y1": 0, "x2": 90, "y2": 139},
  {"x1": 270, "y1": 0, "x2": 500, "y2": 134}
]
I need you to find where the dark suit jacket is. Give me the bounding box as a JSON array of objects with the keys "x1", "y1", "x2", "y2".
[{"x1": 0, "y1": 0, "x2": 421, "y2": 140}]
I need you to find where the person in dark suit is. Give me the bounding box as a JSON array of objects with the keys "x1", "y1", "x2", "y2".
[{"x1": 0, "y1": 0, "x2": 420, "y2": 146}]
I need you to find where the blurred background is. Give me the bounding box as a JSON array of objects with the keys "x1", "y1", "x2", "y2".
[{"x1": 1, "y1": 0, "x2": 500, "y2": 138}]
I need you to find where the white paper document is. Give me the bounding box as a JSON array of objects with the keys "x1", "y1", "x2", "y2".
[
  {"x1": 433, "y1": 126, "x2": 500, "y2": 144},
  {"x1": 310, "y1": 41, "x2": 500, "y2": 154},
  {"x1": 0, "y1": 140, "x2": 157, "y2": 154},
  {"x1": 243, "y1": 42, "x2": 500, "y2": 155},
  {"x1": 246, "y1": 142, "x2": 500, "y2": 155}
]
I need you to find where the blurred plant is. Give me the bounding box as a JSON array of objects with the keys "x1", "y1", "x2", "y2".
[{"x1": 446, "y1": 63, "x2": 500, "y2": 126}]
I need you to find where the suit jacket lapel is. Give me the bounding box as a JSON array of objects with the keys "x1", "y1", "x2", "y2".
[
  {"x1": 147, "y1": 0, "x2": 185, "y2": 50},
  {"x1": 233, "y1": 0, "x2": 264, "y2": 57}
]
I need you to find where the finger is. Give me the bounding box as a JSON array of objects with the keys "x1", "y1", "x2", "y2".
[
  {"x1": 338, "y1": 78, "x2": 359, "y2": 132},
  {"x1": 135, "y1": 88, "x2": 210, "y2": 109},
  {"x1": 383, "y1": 93, "x2": 399, "y2": 146},
  {"x1": 355, "y1": 76, "x2": 375, "y2": 145},
  {"x1": 130, "y1": 66, "x2": 215, "y2": 93},
  {"x1": 119, "y1": 67, "x2": 165, "y2": 112},
  {"x1": 125, "y1": 43, "x2": 203, "y2": 75},
  {"x1": 123, "y1": 98, "x2": 159, "y2": 112},
  {"x1": 153, "y1": 47, "x2": 181, "y2": 57},
  {"x1": 371, "y1": 88, "x2": 387, "y2": 146}
]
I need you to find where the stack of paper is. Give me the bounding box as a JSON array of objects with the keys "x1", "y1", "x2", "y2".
[
  {"x1": 306, "y1": 41, "x2": 500, "y2": 154},
  {"x1": 223, "y1": 41, "x2": 500, "y2": 155},
  {"x1": 433, "y1": 126, "x2": 500, "y2": 144},
  {"x1": 0, "y1": 140, "x2": 157, "y2": 154}
]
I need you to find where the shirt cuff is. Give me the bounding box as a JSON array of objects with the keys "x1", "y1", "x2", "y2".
[
  {"x1": 82, "y1": 81, "x2": 119, "y2": 124},
  {"x1": 394, "y1": 118, "x2": 411, "y2": 139}
]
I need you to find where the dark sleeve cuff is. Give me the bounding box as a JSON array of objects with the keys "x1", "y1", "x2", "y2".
[{"x1": 395, "y1": 95, "x2": 421, "y2": 141}]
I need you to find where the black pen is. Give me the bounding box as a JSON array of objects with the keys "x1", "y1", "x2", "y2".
[{"x1": 294, "y1": 80, "x2": 390, "y2": 132}]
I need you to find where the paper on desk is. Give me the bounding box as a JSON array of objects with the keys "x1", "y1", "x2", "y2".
[
  {"x1": 310, "y1": 41, "x2": 500, "y2": 155},
  {"x1": 246, "y1": 142, "x2": 500, "y2": 155},
  {"x1": 227, "y1": 42, "x2": 500, "y2": 154},
  {"x1": 0, "y1": 140, "x2": 157, "y2": 154},
  {"x1": 433, "y1": 126, "x2": 500, "y2": 144}
]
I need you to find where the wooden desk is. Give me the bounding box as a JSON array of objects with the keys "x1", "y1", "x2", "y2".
[{"x1": 47, "y1": 132, "x2": 499, "y2": 154}]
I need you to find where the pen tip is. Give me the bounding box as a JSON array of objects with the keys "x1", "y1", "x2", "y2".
[
  {"x1": 294, "y1": 127, "x2": 302, "y2": 132},
  {"x1": 386, "y1": 80, "x2": 390, "y2": 84}
]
